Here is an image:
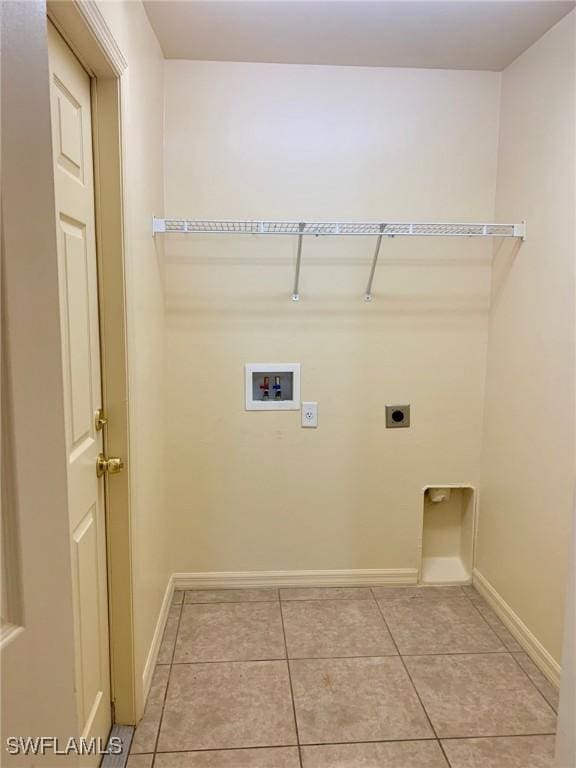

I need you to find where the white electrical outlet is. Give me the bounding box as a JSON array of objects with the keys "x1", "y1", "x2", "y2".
[{"x1": 301, "y1": 401, "x2": 318, "y2": 428}]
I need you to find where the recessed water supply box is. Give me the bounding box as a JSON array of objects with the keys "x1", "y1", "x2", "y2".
[
  {"x1": 245, "y1": 363, "x2": 301, "y2": 411},
  {"x1": 419, "y1": 485, "x2": 476, "y2": 585}
]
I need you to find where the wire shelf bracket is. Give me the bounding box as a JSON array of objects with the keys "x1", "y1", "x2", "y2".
[
  {"x1": 292, "y1": 222, "x2": 306, "y2": 302},
  {"x1": 152, "y1": 217, "x2": 526, "y2": 300}
]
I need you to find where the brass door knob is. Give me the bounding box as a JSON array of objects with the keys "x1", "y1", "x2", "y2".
[{"x1": 96, "y1": 453, "x2": 125, "y2": 478}]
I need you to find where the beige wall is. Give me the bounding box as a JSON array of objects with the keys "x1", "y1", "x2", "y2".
[
  {"x1": 478, "y1": 11, "x2": 576, "y2": 665},
  {"x1": 96, "y1": 0, "x2": 169, "y2": 709},
  {"x1": 163, "y1": 62, "x2": 500, "y2": 574}
]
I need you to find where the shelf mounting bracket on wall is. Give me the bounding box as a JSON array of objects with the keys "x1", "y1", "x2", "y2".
[
  {"x1": 292, "y1": 222, "x2": 305, "y2": 302},
  {"x1": 364, "y1": 223, "x2": 386, "y2": 302},
  {"x1": 152, "y1": 218, "x2": 526, "y2": 300}
]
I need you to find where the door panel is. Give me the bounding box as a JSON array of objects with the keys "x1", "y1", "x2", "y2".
[
  {"x1": 53, "y1": 76, "x2": 85, "y2": 181},
  {"x1": 72, "y1": 506, "x2": 102, "y2": 727},
  {"x1": 48, "y1": 21, "x2": 111, "y2": 753},
  {"x1": 60, "y1": 216, "x2": 93, "y2": 448}
]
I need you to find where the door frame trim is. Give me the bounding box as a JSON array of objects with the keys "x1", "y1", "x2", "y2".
[{"x1": 47, "y1": 0, "x2": 136, "y2": 724}]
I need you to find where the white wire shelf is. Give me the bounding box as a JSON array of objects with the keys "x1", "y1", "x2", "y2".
[
  {"x1": 152, "y1": 217, "x2": 526, "y2": 301},
  {"x1": 153, "y1": 218, "x2": 525, "y2": 239}
]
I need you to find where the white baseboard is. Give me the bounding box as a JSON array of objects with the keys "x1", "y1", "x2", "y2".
[
  {"x1": 473, "y1": 569, "x2": 561, "y2": 687},
  {"x1": 173, "y1": 568, "x2": 418, "y2": 590},
  {"x1": 142, "y1": 573, "x2": 175, "y2": 705}
]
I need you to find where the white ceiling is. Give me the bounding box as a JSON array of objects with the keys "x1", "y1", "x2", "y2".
[{"x1": 144, "y1": 0, "x2": 575, "y2": 71}]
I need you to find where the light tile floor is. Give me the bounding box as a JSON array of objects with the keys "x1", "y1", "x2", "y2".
[{"x1": 128, "y1": 586, "x2": 558, "y2": 768}]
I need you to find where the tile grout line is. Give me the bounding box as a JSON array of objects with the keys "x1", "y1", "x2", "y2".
[
  {"x1": 508, "y1": 653, "x2": 559, "y2": 714},
  {"x1": 278, "y1": 598, "x2": 304, "y2": 768},
  {"x1": 182, "y1": 599, "x2": 280, "y2": 606},
  {"x1": 184, "y1": 598, "x2": 373, "y2": 605},
  {"x1": 153, "y1": 744, "x2": 299, "y2": 755},
  {"x1": 460, "y1": 588, "x2": 515, "y2": 648},
  {"x1": 166, "y1": 649, "x2": 512, "y2": 665},
  {"x1": 436, "y1": 731, "x2": 558, "y2": 741},
  {"x1": 150, "y1": 595, "x2": 185, "y2": 768},
  {"x1": 460, "y1": 588, "x2": 559, "y2": 717},
  {"x1": 370, "y1": 587, "x2": 454, "y2": 768},
  {"x1": 150, "y1": 730, "x2": 558, "y2": 756},
  {"x1": 164, "y1": 650, "x2": 516, "y2": 670}
]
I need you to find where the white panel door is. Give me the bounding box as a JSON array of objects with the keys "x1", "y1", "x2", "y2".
[{"x1": 48, "y1": 21, "x2": 111, "y2": 753}]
